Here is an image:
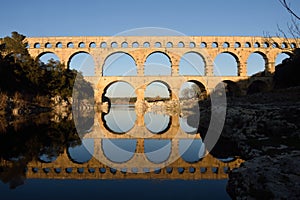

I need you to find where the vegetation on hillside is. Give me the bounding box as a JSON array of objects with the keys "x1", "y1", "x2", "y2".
[{"x1": 0, "y1": 32, "x2": 93, "y2": 113}]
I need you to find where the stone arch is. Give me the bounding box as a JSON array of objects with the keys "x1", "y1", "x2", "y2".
[
  {"x1": 145, "y1": 80, "x2": 172, "y2": 100},
  {"x1": 37, "y1": 52, "x2": 61, "y2": 69},
  {"x1": 216, "y1": 80, "x2": 241, "y2": 97},
  {"x1": 102, "y1": 139, "x2": 136, "y2": 163},
  {"x1": 247, "y1": 51, "x2": 268, "y2": 76},
  {"x1": 144, "y1": 51, "x2": 172, "y2": 76},
  {"x1": 102, "y1": 80, "x2": 137, "y2": 101},
  {"x1": 102, "y1": 51, "x2": 137, "y2": 76},
  {"x1": 214, "y1": 51, "x2": 240, "y2": 76},
  {"x1": 247, "y1": 80, "x2": 268, "y2": 94},
  {"x1": 180, "y1": 80, "x2": 207, "y2": 100},
  {"x1": 179, "y1": 51, "x2": 206, "y2": 76},
  {"x1": 275, "y1": 51, "x2": 293, "y2": 65},
  {"x1": 67, "y1": 51, "x2": 95, "y2": 76}
]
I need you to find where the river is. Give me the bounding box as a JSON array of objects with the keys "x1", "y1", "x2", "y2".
[{"x1": 0, "y1": 104, "x2": 243, "y2": 199}]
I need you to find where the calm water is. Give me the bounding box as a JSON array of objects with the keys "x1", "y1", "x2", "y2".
[{"x1": 0, "y1": 105, "x2": 241, "y2": 199}]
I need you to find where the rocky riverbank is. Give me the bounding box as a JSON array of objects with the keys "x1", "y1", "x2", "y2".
[{"x1": 215, "y1": 87, "x2": 300, "y2": 199}]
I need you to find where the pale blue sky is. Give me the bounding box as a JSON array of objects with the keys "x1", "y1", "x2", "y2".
[{"x1": 0, "y1": 0, "x2": 299, "y2": 37}]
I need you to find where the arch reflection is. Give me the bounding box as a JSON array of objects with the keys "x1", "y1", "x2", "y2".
[
  {"x1": 179, "y1": 139, "x2": 205, "y2": 163},
  {"x1": 102, "y1": 139, "x2": 136, "y2": 163},
  {"x1": 144, "y1": 112, "x2": 171, "y2": 134},
  {"x1": 144, "y1": 139, "x2": 171, "y2": 163},
  {"x1": 68, "y1": 138, "x2": 94, "y2": 164}
]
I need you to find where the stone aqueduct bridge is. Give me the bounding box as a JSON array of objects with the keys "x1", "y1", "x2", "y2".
[{"x1": 26, "y1": 36, "x2": 295, "y2": 102}]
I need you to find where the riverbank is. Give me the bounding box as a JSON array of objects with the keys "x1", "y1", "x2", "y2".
[{"x1": 216, "y1": 87, "x2": 300, "y2": 199}]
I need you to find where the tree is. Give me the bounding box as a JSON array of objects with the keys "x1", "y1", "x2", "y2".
[{"x1": 1, "y1": 32, "x2": 29, "y2": 63}]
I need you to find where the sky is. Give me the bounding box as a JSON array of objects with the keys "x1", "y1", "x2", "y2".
[
  {"x1": 1, "y1": 0, "x2": 299, "y2": 38},
  {"x1": 1, "y1": 0, "x2": 299, "y2": 97}
]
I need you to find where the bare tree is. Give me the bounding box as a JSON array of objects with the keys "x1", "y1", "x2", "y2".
[
  {"x1": 264, "y1": 0, "x2": 300, "y2": 50},
  {"x1": 279, "y1": 0, "x2": 300, "y2": 20}
]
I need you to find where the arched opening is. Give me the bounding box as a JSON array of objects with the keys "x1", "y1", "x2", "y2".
[
  {"x1": 102, "y1": 81, "x2": 136, "y2": 133},
  {"x1": 155, "y1": 42, "x2": 161, "y2": 48},
  {"x1": 179, "y1": 52, "x2": 205, "y2": 76},
  {"x1": 45, "y1": 42, "x2": 52, "y2": 48},
  {"x1": 234, "y1": 42, "x2": 241, "y2": 48},
  {"x1": 144, "y1": 52, "x2": 171, "y2": 76},
  {"x1": 121, "y1": 42, "x2": 128, "y2": 48},
  {"x1": 275, "y1": 52, "x2": 292, "y2": 65},
  {"x1": 216, "y1": 80, "x2": 241, "y2": 97},
  {"x1": 214, "y1": 52, "x2": 239, "y2": 76},
  {"x1": 132, "y1": 42, "x2": 139, "y2": 48},
  {"x1": 67, "y1": 42, "x2": 74, "y2": 48},
  {"x1": 56, "y1": 42, "x2": 62, "y2": 48},
  {"x1": 254, "y1": 42, "x2": 260, "y2": 48},
  {"x1": 212, "y1": 42, "x2": 218, "y2": 48},
  {"x1": 178, "y1": 41, "x2": 185, "y2": 48},
  {"x1": 223, "y1": 42, "x2": 229, "y2": 48},
  {"x1": 247, "y1": 52, "x2": 267, "y2": 76},
  {"x1": 200, "y1": 42, "x2": 207, "y2": 48},
  {"x1": 145, "y1": 139, "x2": 171, "y2": 163},
  {"x1": 68, "y1": 52, "x2": 95, "y2": 76},
  {"x1": 34, "y1": 43, "x2": 40, "y2": 48},
  {"x1": 67, "y1": 138, "x2": 94, "y2": 164},
  {"x1": 102, "y1": 139, "x2": 136, "y2": 163},
  {"x1": 179, "y1": 81, "x2": 207, "y2": 100},
  {"x1": 179, "y1": 139, "x2": 205, "y2": 163},
  {"x1": 89, "y1": 42, "x2": 96, "y2": 48},
  {"x1": 145, "y1": 81, "x2": 171, "y2": 101},
  {"x1": 78, "y1": 42, "x2": 85, "y2": 48},
  {"x1": 166, "y1": 42, "x2": 173, "y2": 48},
  {"x1": 38, "y1": 52, "x2": 61, "y2": 70},
  {"x1": 102, "y1": 52, "x2": 137, "y2": 76},
  {"x1": 143, "y1": 42, "x2": 150, "y2": 48},
  {"x1": 247, "y1": 80, "x2": 268, "y2": 94}
]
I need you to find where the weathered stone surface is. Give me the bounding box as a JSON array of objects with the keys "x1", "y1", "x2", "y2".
[{"x1": 227, "y1": 151, "x2": 300, "y2": 200}]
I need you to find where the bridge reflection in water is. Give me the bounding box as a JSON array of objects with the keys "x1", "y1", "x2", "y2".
[{"x1": 17, "y1": 105, "x2": 243, "y2": 181}]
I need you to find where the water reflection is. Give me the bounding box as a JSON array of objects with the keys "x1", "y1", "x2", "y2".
[
  {"x1": 103, "y1": 105, "x2": 136, "y2": 133},
  {"x1": 179, "y1": 139, "x2": 205, "y2": 163},
  {"x1": 144, "y1": 140, "x2": 171, "y2": 163},
  {"x1": 102, "y1": 139, "x2": 136, "y2": 163},
  {"x1": 68, "y1": 138, "x2": 94, "y2": 163},
  {"x1": 0, "y1": 104, "x2": 243, "y2": 198},
  {"x1": 144, "y1": 112, "x2": 170, "y2": 133}
]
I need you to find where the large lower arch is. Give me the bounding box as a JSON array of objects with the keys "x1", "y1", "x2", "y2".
[
  {"x1": 68, "y1": 51, "x2": 95, "y2": 76},
  {"x1": 144, "y1": 51, "x2": 172, "y2": 76},
  {"x1": 101, "y1": 81, "x2": 136, "y2": 133},
  {"x1": 102, "y1": 81, "x2": 137, "y2": 102},
  {"x1": 145, "y1": 80, "x2": 172, "y2": 101},
  {"x1": 179, "y1": 80, "x2": 207, "y2": 100},
  {"x1": 275, "y1": 52, "x2": 292, "y2": 65},
  {"x1": 247, "y1": 51, "x2": 268, "y2": 76},
  {"x1": 179, "y1": 52, "x2": 206, "y2": 76},
  {"x1": 102, "y1": 52, "x2": 137, "y2": 76},
  {"x1": 215, "y1": 80, "x2": 241, "y2": 97},
  {"x1": 214, "y1": 52, "x2": 239, "y2": 76},
  {"x1": 37, "y1": 52, "x2": 61, "y2": 68}
]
